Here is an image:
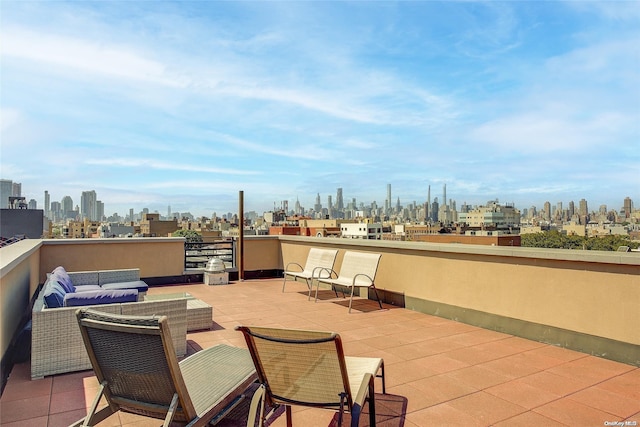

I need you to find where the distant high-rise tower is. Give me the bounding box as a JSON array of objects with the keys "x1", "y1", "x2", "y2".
[
  {"x1": 327, "y1": 195, "x2": 333, "y2": 211},
  {"x1": 623, "y1": 197, "x2": 633, "y2": 218},
  {"x1": 431, "y1": 198, "x2": 439, "y2": 222},
  {"x1": 443, "y1": 184, "x2": 447, "y2": 209},
  {"x1": 81, "y1": 190, "x2": 98, "y2": 221},
  {"x1": 426, "y1": 185, "x2": 431, "y2": 222},
  {"x1": 168, "y1": 205, "x2": 172, "y2": 219},
  {"x1": 568, "y1": 201, "x2": 575, "y2": 219},
  {"x1": 578, "y1": 199, "x2": 589, "y2": 224},
  {"x1": 12, "y1": 182, "x2": 21, "y2": 198},
  {"x1": 61, "y1": 196, "x2": 74, "y2": 219},
  {"x1": 544, "y1": 201, "x2": 551, "y2": 221},
  {"x1": 97, "y1": 201, "x2": 104, "y2": 222},
  {"x1": 44, "y1": 190, "x2": 51, "y2": 219},
  {"x1": 0, "y1": 179, "x2": 16, "y2": 208},
  {"x1": 295, "y1": 197, "x2": 302, "y2": 215},
  {"x1": 336, "y1": 188, "x2": 344, "y2": 211},
  {"x1": 51, "y1": 201, "x2": 61, "y2": 221},
  {"x1": 314, "y1": 193, "x2": 322, "y2": 213},
  {"x1": 386, "y1": 184, "x2": 391, "y2": 213}
]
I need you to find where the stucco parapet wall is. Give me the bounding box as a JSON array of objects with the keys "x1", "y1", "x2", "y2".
[
  {"x1": 1, "y1": 237, "x2": 187, "y2": 279},
  {"x1": 0, "y1": 239, "x2": 42, "y2": 279},
  {"x1": 272, "y1": 235, "x2": 640, "y2": 267},
  {"x1": 39, "y1": 237, "x2": 186, "y2": 246}
]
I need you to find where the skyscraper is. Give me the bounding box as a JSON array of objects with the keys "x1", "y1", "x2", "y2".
[
  {"x1": 544, "y1": 201, "x2": 551, "y2": 221},
  {"x1": 443, "y1": 184, "x2": 447, "y2": 208},
  {"x1": 0, "y1": 179, "x2": 15, "y2": 208},
  {"x1": 426, "y1": 185, "x2": 431, "y2": 222},
  {"x1": 568, "y1": 201, "x2": 575, "y2": 219},
  {"x1": 623, "y1": 197, "x2": 633, "y2": 218},
  {"x1": 386, "y1": 184, "x2": 391, "y2": 214},
  {"x1": 61, "y1": 196, "x2": 74, "y2": 219},
  {"x1": 336, "y1": 188, "x2": 344, "y2": 211},
  {"x1": 81, "y1": 190, "x2": 98, "y2": 221},
  {"x1": 97, "y1": 201, "x2": 104, "y2": 222},
  {"x1": 44, "y1": 191, "x2": 50, "y2": 220}
]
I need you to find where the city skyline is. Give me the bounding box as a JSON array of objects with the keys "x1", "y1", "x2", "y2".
[
  {"x1": 5, "y1": 179, "x2": 635, "y2": 221},
  {"x1": 1, "y1": 2, "x2": 639, "y2": 216}
]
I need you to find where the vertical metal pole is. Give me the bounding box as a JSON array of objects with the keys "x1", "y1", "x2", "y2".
[{"x1": 238, "y1": 190, "x2": 244, "y2": 281}]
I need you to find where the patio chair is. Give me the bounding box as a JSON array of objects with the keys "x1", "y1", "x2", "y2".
[
  {"x1": 236, "y1": 325, "x2": 386, "y2": 427},
  {"x1": 314, "y1": 251, "x2": 383, "y2": 313},
  {"x1": 282, "y1": 248, "x2": 338, "y2": 292},
  {"x1": 72, "y1": 308, "x2": 257, "y2": 427}
]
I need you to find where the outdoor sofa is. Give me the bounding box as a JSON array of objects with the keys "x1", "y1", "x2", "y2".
[{"x1": 31, "y1": 267, "x2": 187, "y2": 379}]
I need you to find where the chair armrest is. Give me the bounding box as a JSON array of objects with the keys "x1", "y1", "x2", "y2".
[
  {"x1": 352, "y1": 372, "x2": 375, "y2": 407},
  {"x1": 284, "y1": 262, "x2": 304, "y2": 272},
  {"x1": 351, "y1": 273, "x2": 374, "y2": 287},
  {"x1": 313, "y1": 267, "x2": 337, "y2": 280}
]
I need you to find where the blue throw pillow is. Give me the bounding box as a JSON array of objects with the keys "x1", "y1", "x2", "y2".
[
  {"x1": 43, "y1": 281, "x2": 66, "y2": 308},
  {"x1": 50, "y1": 272, "x2": 74, "y2": 293},
  {"x1": 51, "y1": 267, "x2": 75, "y2": 292}
]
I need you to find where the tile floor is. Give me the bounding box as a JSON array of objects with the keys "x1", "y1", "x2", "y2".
[{"x1": 1, "y1": 278, "x2": 638, "y2": 426}]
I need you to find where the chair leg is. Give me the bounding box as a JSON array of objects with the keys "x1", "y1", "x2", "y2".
[
  {"x1": 379, "y1": 361, "x2": 386, "y2": 394},
  {"x1": 68, "y1": 382, "x2": 116, "y2": 427},
  {"x1": 162, "y1": 393, "x2": 179, "y2": 427},
  {"x1": 285, "y1": 405, "x2": 293, "y2": 427},
  {"x1": 247, "y1": 384, "x2": 266, "y2": 427},
  {"x1": 367, "y1": 376, "x2": 376, "y2": 427},
  {"x1": 349, "y1": 403, "x2": 361, "y2": 427},
  {"x1": 282, "y1": 275, "x2": 287, "y2": 292},
  {"x1": 348, "y1": 286, "x2": 356, "y2": 313},
  {"x1": 371, "y1": 284, "x2": 383, "y2": 309}
]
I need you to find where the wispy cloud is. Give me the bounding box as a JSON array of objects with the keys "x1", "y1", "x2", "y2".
[
  {"x1": 1, "y1": 1, "x2": 637, "y2": 214},
  {"x1": 86, "y1": 159, "x2": 260, "y2": 176},
  {"x1": 1, "y1": 27, "x2": 185, "y2": 88}
]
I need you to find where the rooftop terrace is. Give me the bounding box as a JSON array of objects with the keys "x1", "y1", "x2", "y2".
[
  {"x1": 1, "y1": 278, "x2": 639, "y2": 426},
  {"x1": 1, "y1": 235, "x2": 638, "y2": 426}
]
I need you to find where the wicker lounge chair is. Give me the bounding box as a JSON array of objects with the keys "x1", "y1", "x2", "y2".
[
  {"x1": 72, "y1": 308, "x2": 257, "y2": 427},
  {"x1": 282, "y1": 247, "x2": 338, "y2": 292},
  {"x1": 314, "y1": 251, "x2": 382, "y2": 313},
  {"x1": 236, "y1": 325, "x2": 386, "y2": 427}
]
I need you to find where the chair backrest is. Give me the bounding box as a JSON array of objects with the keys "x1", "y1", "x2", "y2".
[
  {"x1": 76, "y1": 308, "x2": 196, "y2": 422},
  {"x1": 337, "y1": 252, "x2": 381, "y2": 285},
  {"x1": 303, "y1": 248, "x2": 339, "y2": 273},
  {"x1": 236, "y1": 326, "x2": 353, "y2": 410}
]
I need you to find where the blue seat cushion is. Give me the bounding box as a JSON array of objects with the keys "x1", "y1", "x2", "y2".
[
  {"x1": 101, "y1": 280, "x2": 148, "y2": 293},
  {"x1": 43, "y1": 281, "x2": 67, "y2": 308},
  {"x1": 63, "y1": 289, "x2": 139, "y2": 307}
]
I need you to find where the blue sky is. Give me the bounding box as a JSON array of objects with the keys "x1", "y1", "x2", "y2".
[{"x1": 1, "y1": 1, "x2": 638, "y2": 217}]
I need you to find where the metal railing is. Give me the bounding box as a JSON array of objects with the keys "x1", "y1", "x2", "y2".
[{"x1": 184, "y1": 238, "x2": 235, "y2": 271}]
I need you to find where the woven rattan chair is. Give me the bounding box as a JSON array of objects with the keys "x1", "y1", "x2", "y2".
[
  {"x1": 72, "y1": 308, "x2": 257, "y2": 427},
  {"x1": 236, "y1": 325, "x2": 386, "y2": 427}
]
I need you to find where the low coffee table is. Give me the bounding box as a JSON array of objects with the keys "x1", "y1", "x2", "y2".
[{"x1": 144, "y1": 292, "x2": 213, "y2": 331}]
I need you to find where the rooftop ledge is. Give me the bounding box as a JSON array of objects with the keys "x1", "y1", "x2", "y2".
[
  {"x1": 2, "y1": 235, "x2": 638, "y2": 280},
  {"x1": 275, "y1": 234, "x2": 640, "y2": 266}
]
